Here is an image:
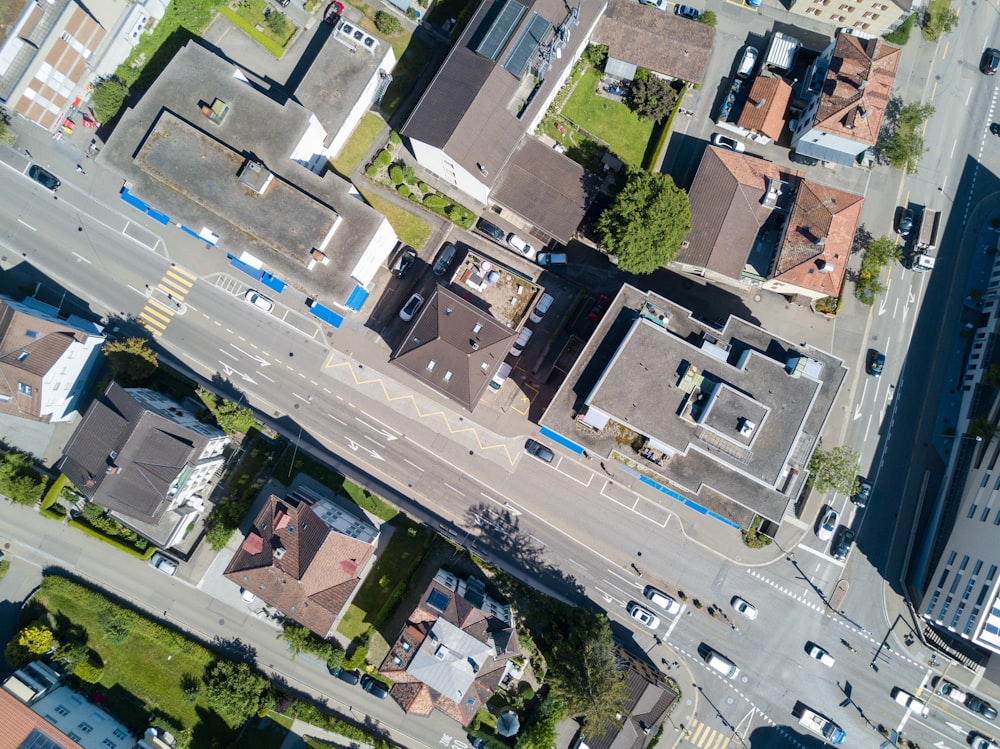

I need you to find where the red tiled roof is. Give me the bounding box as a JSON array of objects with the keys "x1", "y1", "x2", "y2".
[
  {"x1": 737, "y1": 76, "x2": 792, "y2": 140},
  {"x1": 0, "y1": 688, "x2": 84, "y2": 749}
]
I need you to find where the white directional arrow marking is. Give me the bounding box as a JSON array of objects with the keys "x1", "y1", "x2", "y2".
[
  {"x1": 218, "y1": 362, "x2": 257, "y2": 385},
  {"x1": 879, "y1": 295, "x2": 889, "y2": 316},
  {"x1": 344, "y1": 438, "x2": 385, "y2": 462},
  {"x1": 854, "y1": 403, "x2": 863, "y2": 420},
  {"x1": 230, "y1": 345, "x2": 271, "y2": 367},
  {"x1": 355, "y1": 417, "x2": 398, "y2": 441}
]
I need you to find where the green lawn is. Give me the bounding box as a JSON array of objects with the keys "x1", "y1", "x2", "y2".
[
  {"x1": 560, "y1": 66, "x2": 656, "y2": 167},
  {"x1": 228, "y1": 0, "x2": 297, "y2": 46},
  {"x1": 379, "y1": 35, "x2": 435, "y2": 119},
  {"x1": 330, "y1": 112, "x2": 386, "y2": 178},
  {"x1": 30, "y1": 576, "x2": 234, "y2": 744},
  {"x1": 357, "y1": 185, "x2": 433, "y2": 250}
]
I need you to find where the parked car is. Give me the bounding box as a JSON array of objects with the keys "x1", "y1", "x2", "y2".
[
  {"x1": 627, "y1": 601, "x2": 661, "y2": 630},
  {"x1": 967, "y1": 695, "x2": 999, "y2": 721},
  {"x1": 991, "y1": 123, "x2": 1000, "y2": 136},
  {"x1": 588, "y1": 294, "x2": 610, "y2": 321},
  {"x1": 817, "y1": 508, "x2": 838, "y2": 542},
  {"x1": 831, "y1": 527, "x2": 856, "y2": 561},
  {"x1": 737, "y1": 46, "x2": 758, "y2": 78},
  {"x1": 524, "y1": 438, "x2": 554, "y2": 463},
  {"x1": 392, "y1": 245, "x2": 418, "y2": 278},
  {"x1": 674, "y1": 4, "x2": 699, "y2": 19},
  {"x1": 276, "y1": 0, "x2": 290, "y2": 7},
  {"x1": 360, "y1": 674, "x2": 390, "y2": 699},
  {"x1": 971, "y1": 734, "x2": 999, "y2": 749},
  {"x1": 853, "y1": 478, "x2": 872, "y2": 507},
  {"x1": 898, "y1": 208, "x2": 915, "y2": 237},
  {"x1": 938, "y1": 680, "x2": 968, "y2": 703},
  {"x1": 644, "y1": 586, "x2": 681, "y2": 615},
  {"x1": 507, "y1": 233, "x2": 537, "y2": 260},
  {"x1": 529, "y1": 293, "x2": 554, "y2": 323},
  {"x1": 711, "y1": 133, "x2": 746, "y2": 153},
  {"x1": 476, "y1": 218, "x2": 506, "y2": 243},
  {"x1": 983, "y1": 48, "x2": 1000, "y2": 75},
  {"x1": 790, "y1": 150, "x2": 819, "y2": 167},
  {"x1": 244, "y1": 289, "x2": 274, "y2": 312},
  {"x1": 432, "y1": 243, "x2": 457, "y2": 277},
  {"x1": 639, "y1": 0, "x2": 668, "y2": 9},
  {"x1": 399, "y1": 293, "x2": 424, "y2": 322},
  {"x1": 323, "y1": 0, "x2": 344, "y2": 23},
  {"x1": 28, "y1": 164, "x2": 61, "y2": 191},
  {"x1": 892, "y1": 687, "x2": 929, "y2": 716},
  {"x1": 150, "y1": 553, "x2": 177, "y2": 576},
  {"x1": 731, "y1": 596, "x2": 758, "y2": 620},
  {"x1": 489, "y1": 362, "x2": 513, "y2": 392},
  {"x1": 330, "y1": 667, "x2": 362, "y2": 685},
  {"x1": 536, "y1": 252, "x2": 567, "y2": 266},
  {"x1": 240, "y1": 588, "x2": 257, "y2": 603},
  {"x1": 806, "y1": 643, "x2": 836, "y2": 667},
  {"x1": 509, "y1": 327, "x2": 533, "y2": 356},
  {"x1": 868, "y1": 350, "x2": 885, "y2": 377}
]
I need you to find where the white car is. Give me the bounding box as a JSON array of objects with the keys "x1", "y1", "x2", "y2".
[
  {"x1": 731, "y1": 596, "x2": 758, "y2": 620},
  {"x1": 639, "y1": 0, "x2": 668, "y2": 9},
  {"x1": 244, "y1": 289, "x2": 274, "y2": 312},
  {"x1": 150, "y1": 553, "x2": 177, "y2": 576},
  {"x1": 509, "y1": 327, "x2": 533, "y2": 357},
  {"x1": 892, "y1": 687, "x2": 929, "y2": 716},
  {"x1": 240, "y1": 587, "x2": 257, "y2": 603},
  {"x1": 627, "y1": 601, "x2": 661, "y2": 630},
  {"x1": 711, "y1": 133, "x2": 746, "y2": 153},
  {"x1": 644, "y1": 586, "x2": 681, "y2": 615},
  {"x1": 817, "y1": 508, "x2": 838, "y2": 542},
  {"x1": 529, "y1": 293, "x2": 554, "y2": 324},
  {"x1": 938, "y1": 680, "x2": 967, "y2": 703},
  {"x1": 971, "y1": 735, "x2": 999, "y2": 749},
  {"x1": 489, "y1": 362, "x2": 513, "y2": 392},
  {"x1": 807, "y1": 643, "x2": 836, "y2": 668},
  {"x1": 399, "y1": 293, "x2": 424, "y2": 322},
  {"x1": 506, "y1": 233, "x2": 537, "y2": 260}
]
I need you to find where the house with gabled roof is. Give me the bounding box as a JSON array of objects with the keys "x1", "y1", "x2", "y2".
[
  {"x1": 674, "y1": 147, "x2": 863, "y2": 302},
  {"x1": 790, "y1": 33, "x2": 900, "y2": 167},
  {"x1": 224, "y1": 484, "x2": 379, "y2": 637},
  {"x1": 58, "y1": 383, "x2": 229, "y2": 549},
  {"x1": 379, "y1": 568, "x2": 520, "y2": 725},
  {"x1": 0, "y1": 295, "x2": 105, "y2": 424},
  {"x1": 737, "y1": 74, "x2": 793, "y2": 142}
]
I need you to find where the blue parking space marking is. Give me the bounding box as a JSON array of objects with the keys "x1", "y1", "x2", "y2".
[{"x1": 538, "y1": 426, "x2": 585, "y2": 454}]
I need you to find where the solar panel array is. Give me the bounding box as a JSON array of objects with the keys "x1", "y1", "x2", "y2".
[
  {"x1": 19, "y1": 729, "x2": 70, "y2": 749},
  {"x1": 475, "y1": 0, "x2": 527, "y2": 61},
  {"x1": 504, "y1": 13, "x2": 552, "y2": 78}
]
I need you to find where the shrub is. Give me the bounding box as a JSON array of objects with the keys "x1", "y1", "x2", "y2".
[
  {"x1": 365, "y1": 164, "x2": 377, "y2": 178},
  {"x1": 398, "y1": 185, "x2": 411, "y2": 198},
  {"x1": 582, "y1": 44, "x2": 608, "y2": 68},
  {"x1": 374, "y1": 11, "x2": 401, "y2": 35},
  {"x1": 389, "y1": 131, "x2": 402, "y2": 145},
  {"x1": 408, "y1": 192, "x2": 421, "y2": 202},
  {"x1": 698, "y1": 10, "x2": 717, "y2": 26},
  {"x1": 74, "y1": 659, "x2": 105, "y2": 684},
  {"x1": 403, "y1": 165, "x2": 417, "y2": 185},
  {"x1": 884, "y1": 13, "x2": 915, "y2": 44},
  {"x1": 91, "y1": 76, "x2": 129, "y2": 123},
  {"x1": 375, "y1": 149, "x2": 392, "y2": 166},
  {"x1": 0, "y1": 451, "x2": 47, "y2": 506},
  {"x1": 422, "y1": 193, "x2": 448, "y2": 209},
  {"x1": 418, "y1": 182, "x2": 430, "y2": 192},
  {"x1": 389, "y1": 165, "x2": 404, "y2": 185}
]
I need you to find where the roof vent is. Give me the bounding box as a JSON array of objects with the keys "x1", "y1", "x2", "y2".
[
  {"x1": 817, "y1": 260, "x2": 834, "y2": 273},
  {"x1": 274, "y1": 546, "x2": 286, "y2": 559},
  {"x1": 762, "y1": 178, "x2": 782, "y2": 209},
  {"x1": 470, "y1": 339, "x2": 479, "y2": 350}
]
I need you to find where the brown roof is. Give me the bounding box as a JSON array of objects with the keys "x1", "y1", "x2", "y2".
[
  {"x1": 224, "y1": 494, "x2": 375, "y2": 636},
  {"x1": 0, "y1": 688, "x2": 84, "y2": 749},
  {"x1": 679, "y1": 147, "x2": 803, "y2": 278},
  {"x1": 737, "y1": 76, "x2": 792, "y2": 140},
  {"x1": 390, "y1": 286, "x2": 515, "y2": 411},
  {"x1": 592, "y1": 0, "x2": 715, "y2": 84},
  {"x1": 813, "y1": 35, "x2": 900, "y2": 147},
  {"x1": 769, "y1": 181, "x2": 864, "y2": 298},
  {"x1": 491, "y1": 137, "x2": 591, "y2": 244}
]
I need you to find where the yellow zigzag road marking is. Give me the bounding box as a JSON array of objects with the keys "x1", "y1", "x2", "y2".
[{"x1": 325, "y1": 356, "x2": 517, "y2": 465}]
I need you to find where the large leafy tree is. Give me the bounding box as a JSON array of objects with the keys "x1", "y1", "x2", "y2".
[
  {"x1": 808, "y1": 446, "x2": 861, "y2": 495},
  {"x1": 596, "y1": 169, "x2": 691, "y2": 274},
  {"x1": 202, "y1": 659, "x2": 273, "y2": 725},
  {"x1": 881, "y1": 102, "x2": 934, "y2": 173},
  {"x1": 104, "y1": 337, "x2": 158, "y2": 385},
  {"x1": 627, "y1": 74, "x2": 675, "y2": 122}
]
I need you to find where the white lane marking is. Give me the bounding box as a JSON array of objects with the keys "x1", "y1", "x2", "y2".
[
  {"x1": 17, "y1": 219, "x2": 37, "y2": 231},
  {"x1": 326, "y1": 413, "x2": 347, "y2": 425},
  {"x1": 402, "y1": 458, "x2": 425, "y2": 472},
  {"x1": 444, "y1": 483, "x2": 465, "y2": 496}
]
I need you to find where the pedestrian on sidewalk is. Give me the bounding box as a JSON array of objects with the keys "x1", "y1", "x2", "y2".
[{"x1": 75, "y1": 164, "x2": 86, "y2": 174}]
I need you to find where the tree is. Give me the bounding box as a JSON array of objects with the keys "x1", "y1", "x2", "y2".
[
  {"x1": 203, "y1": 659, "x2": 273, "y2": 725},
  {"x1": 922, "y1": 1, "x2": 958, "y2": 41},
  {"x1": 516, "y1": 693, "x2": 565, "y2": 749},
  {"x1": 855, "y1": 235, "x2": 902, "y2": 304},
  {"x1": 0, "y1": 451, "x2": 46, "y2": 505},
  {"x1": 808, "y1": 446, "x2": 861, "y2": 496},
  {"x1": 698, "y1": 10, "x2": 717, "y2": 26},
  {"x1": 90, "y1": 76, "x2": 129, "y2": 123},
  {"x1": 884, "y1": 13, "x2": 915, "y2": 45},
  {"x1": 545, "y1": 611, "x2": 628, "y2": 732},
  {"x1": 968, "y1": 417, "x2": 998, "y2": 441},
  {"x1": 596, "y1": 169, "x2": 691, "y2": 274},
  {"x1": 627, "y1": 74, "x2": 675, "y2": 122},
  {"x1": 104, "y1": 337, "x2": 158, "y2": 385},
  {"x1": 374, "y1": 10, "x2": 401, "y2": 35},
  {"x1": 278, "y1": 623, "x2": 312, "y2": 660},
  {"x1": 18, "y1": 624, "x2": 54, "y2": 655},
  {"x1": 265, "y1": 11, "x2": 289, "y2": 37},
  {"x1": 881, "y1": 102, "x2": 934, "y2": 173}
]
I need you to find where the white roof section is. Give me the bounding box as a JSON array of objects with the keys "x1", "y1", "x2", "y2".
[
  {"x1": 766, "y1": 32, "x2": 800, "y2": 71},
  {"x1": 407, "y1": 618, "x2": 494, "y2": 702}
]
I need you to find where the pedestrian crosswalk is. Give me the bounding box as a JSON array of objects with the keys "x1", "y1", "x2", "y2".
[
  {"x1": 685, "y1": 719, "x2": 730, "y2": 749},
  {"x1": 140, "y1": 266, "x2": 196, "y2": 337}
]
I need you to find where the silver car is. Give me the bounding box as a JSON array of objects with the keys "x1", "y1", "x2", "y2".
[{"x1": 244, "y1": 289, "x2": 274, "y2": 312}]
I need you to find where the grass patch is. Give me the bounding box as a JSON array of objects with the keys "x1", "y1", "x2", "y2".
[
  {"x1": 40, "y1": 473, "x2": 68, "y2": 511},
  {"x1": 219, "y1": 6, "x2": 289, "y2": 57},
  {"x1": 344, "y1": 1, "x2": 412, "y2": 60},
  {"x1": 0, "y1": 559, "x2": 10, "y2": 584},
  {"x1": 560, "y1": 66, "x2": 656, "y2": 167},
  {"x1": 357, "y1": 185, "x2": 432, "y2": 249},
  {"x1": 330, "y1": 112, "x2": 386, "y2": 178},
  {"x1": 379, "y1": 35, "x2": 435, "y2": 119},
  {"x1": 337, "y1": 515, "x2": 434, "y2": 640}
]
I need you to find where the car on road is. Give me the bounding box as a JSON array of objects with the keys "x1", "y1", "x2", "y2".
[
  {"x1": 892, "y1": 687, "x2": 929, "y2": 716},
  {"x1": 983, "y1": 48, "x2": 1000, "y2": 75},
  {"x1": 711, "y1": 133, "x2": 746, "y2": 153},
  {"x1": 938, "y1": 680, "x2": 968, "y2": 703},
  {"x1": 853, "y1": 478, "x2": 872, "y2": 507},
  {"x1": 28, "y1": 164, "x2": 61, "y2": 191},
  {"x1": 790, "y1": 150, "x2": 819, "y2": 167},
  {"x1": 627, "y1": 601, "x2": 661, "y2": 630},
  {"x1": 898, "y1": 208, "x2": 914, "y2": 237},
  {"x1": 529, "y1": 293, "x2": 554, "y2": 323},
  {"x1": 476, "y1": 218, "x2": 506, "y2": 243},
  {"x1": 992, "y1": 123, "x2": 1000, "y2": 136},
  {"x1": 674, "y1": 4, "x2": 699, "y2": 19},
  {"x1": 831, "y1": 527, "x2": 856, "y2": 561},
  {"x1": 399, "y1": 293, "x2": 424, "y2": 322},
  {"x1": 510, "y1": 327, "x2": 533, "y2": 356},
  {"x1": 330, "y1": 667, "x2": 362, "y2": 685},
  {"x1": 589, "y1": 294, "x2": 610, "y2": 321},
  {"x1": 507, "y1": 233, "x2": 537, "y2": 260},
  {"x1": 970, "y1": 734, "x2": 999, "y2": 749},
  {"x1": 524, "y1": 439, "x2": 554, "y2": 463},
  {"x1": 731, "y1": 596, "x2": 758, "y2": 620},
  {"x1": 868, "y1": 350, "x2": 885, "y2": 377},
  {"x1": 276, "y1": 0, "x2": 290, "y2": 6},
  {"x1": 244, "y1": 289, "x2": 274, "y2": 312},
  {"x1": 150, "y1": 553, "x2": 177, "y2": 576},
  {"x1": 644, "y1": 586, "x2": 681, "y2": 615},
  {"x1": 639, "y1": 0, "x2": 668, "y2": 9},
  {"x1": 433, "y1": 243, "x2": 457, "y2": 277},
  {"x1": 392, "y1": 245, "x2": 418, "y2": 278},
  {"x1": 806, "y1": 643, "x2": 836, "y2": 667},
  {"x1": 817, "y1": 508, "x2": 838, "y2": 542},
  {"x1": 967, "y1": 696, "x2": 998, "y2": 721},
  {"x1": 360, "y1": 674, "x2": 390, "y2": 699}
]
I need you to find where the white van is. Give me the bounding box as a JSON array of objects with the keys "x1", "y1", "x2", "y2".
[
  {"x1": 529, "y1": 293, "x2": 554, "y2": 323},
  {"x1": 704, "y1": 650, "x2": 739, "y2": 679},
  {"x1": 489, "y1": 362, "x2": 513, "y2": 392}
]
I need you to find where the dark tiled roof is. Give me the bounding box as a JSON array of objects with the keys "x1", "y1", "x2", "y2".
[
  {"x1": 391, "y1": 286, "x2": 514, "y2": 411},
  {"x1": 592, "y1": 0, "x2": 714, "y2": 84},
  {"x1": 490, "y1": 137, "x2": 592, "y2": 244},
  {"x1": 679, "y1": 147, "x2": 803, "y2": 278}
]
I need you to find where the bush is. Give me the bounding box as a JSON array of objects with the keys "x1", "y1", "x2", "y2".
[
  {"x1": 398, "y1": 185, "x2": 411, "y2": 198},
  {"x1": 389, "y1": 165, "x2": 404, "y2": 185},
  {"x1": 0, "y1": 451, "x2": 47, "y2": 506},
  {"x1": 375, "y1": 149, "x2": 392, "y2": 166},
  {"x1": 374, "y1": 11, "x2": 401, "y2": 35},
  {"x1": 74, "y1": 659, "x2": 105, "y2": 684},
  {"x1": 884, "y1": 13, "x2": 915, "y2": 44},
  {"x1": 422, "y1": 193, "x2": 448, "y2": 209},
  {"x1": 698, "y1": 10, "x2": 717, "y2": 26},
  {"x1": 418, "y1": 182, "x2": 430, "y2": 192},
  {"x1": 91, "y1": 76, "x2": 129, "y2": 123},
  {"x1": 582, "y1": 44, "x2": 608, "y2": 69},
  {"x1": 389, "y1": 131, "x2": 402, "y2": 145},
  {"x1": 403, "y1": 165, "x2": 417, "y2": 185},
  {"x1": 408, "y1": 192, "x2": 421, "y2": 202},
  {"x1": 365, "y1": 164, "x2": 377, "y2": 178}
]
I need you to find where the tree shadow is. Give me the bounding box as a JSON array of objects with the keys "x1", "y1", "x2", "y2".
[{"x1": 210, "y1": 635, "x2": 258, "y2": 666}]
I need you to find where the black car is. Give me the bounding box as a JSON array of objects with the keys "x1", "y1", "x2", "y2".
[
  {"x1": 991, "y1": 123, "x2": 1000, "y2": 136},
  {"x1": 28, "y1": 164, "x2": 61, "y2": 191},
  {"x1": 476, "y1": 218, "x2": 506, "y2": 244},
  {"x1": 831, "y1": 527, "x2": 855, "y2": 561},
  {"x1": 674, "y1": 4, "x2": 699, "y2": 19},
  {"x1": 330, "y1": 667, "x2": 361, "y2": 685},
  {"x1": 853, "y1": 479, "x2": 872, "y2": 508},
  {"x1": 392, "y1": 246, "x2": 417, "y2": 278},
  {"x1": 867, "y1": 350, "x2": 885, "y2": 377},
  {"x1": 433, "y1": 243, "x2": 458, "y2": 276},
  {"x1": 790, "y1": 150, "x2": 819, "y2": 167},
  {"x1": 898, "y1": 208, "x2": 914, "y2": 237},
  {"x1": 967, "y1": 695, "x2": 999, "y2": 721},
  {"x1": 360, "y1": 674, "x2": 390, "y2": 699},
  {"x1": 524, "y1": 439, "x2": 554, "y2": 463},
  {"x1": 983, "y1": 48, "x2": 1000, "y2": 75}
]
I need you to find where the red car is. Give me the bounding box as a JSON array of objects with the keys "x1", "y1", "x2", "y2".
[
  {"x1": 588, "y1": 294, "x2": 610, "y2": 321},
  {"x1": 324, "y1": 1, "x2": 344, "y2": 24}
]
